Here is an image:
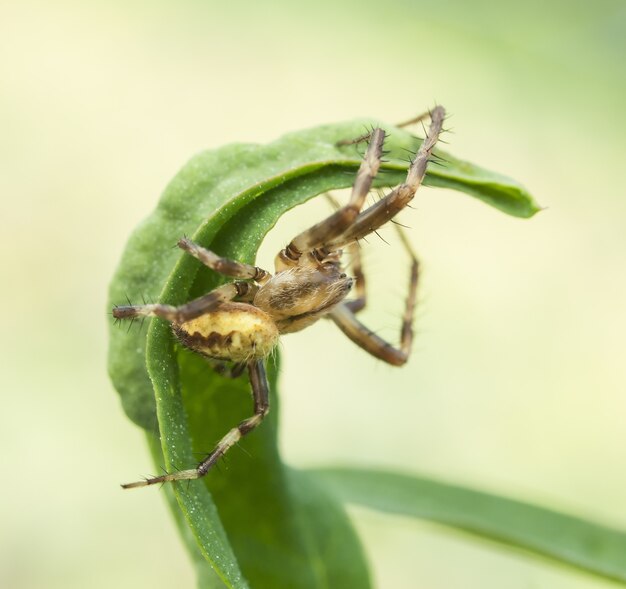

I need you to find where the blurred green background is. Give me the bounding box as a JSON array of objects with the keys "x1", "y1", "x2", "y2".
[{"x1": 2, "y1": 0, "x2": 625, "y2": 587}]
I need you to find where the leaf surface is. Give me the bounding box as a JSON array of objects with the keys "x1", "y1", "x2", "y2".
[{"x1": 314, "y1": 467, "x2": 626, "y2": 585}]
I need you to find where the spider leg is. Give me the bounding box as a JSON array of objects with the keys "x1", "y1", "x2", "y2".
[
  {"x1": 326, "y1": 106, "x2": 445, "y2": 249},
  {"x1": 277, "y1": 128, "x2": 386, "y2": 267},
  {"x1": 336, "y1": 109, "x2": 431, "y2": 146},
  {"x1": 346, "y1": 217, "x2": 418, "y2": 314},
  {"x1": 112, "y1": 281, "x2": 254, "y2": 323},
  {"x1": 178, "y1": 237, "x2": 270, "y2": 282},
  {"x1": 330, "y1": 256, "x2": 419, "y2": 366},
  {"x1": 344, "y1": 242, "x2": 367, "y2": 313},
  {"x1": 322, "y1": 193, "x2": 367, "y2": 313},
  {"x1": 121, "y1": 360, "x2": 269, "y2": 489},
  {"x1": 394, "y1": 109, "x2": 432, "y2": 130},
  {"x1": 324, "y1": 192, "x2": 417, "y2": 315},
  {"x1": 207, "y1": 359, "x2": 247, "y2": 379}
]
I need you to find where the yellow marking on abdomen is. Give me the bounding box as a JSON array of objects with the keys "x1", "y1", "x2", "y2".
[{"x1": 174, "y1": 303, "x2": 278, "y2": 362}]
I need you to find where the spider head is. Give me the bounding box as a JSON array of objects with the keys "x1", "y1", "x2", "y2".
[{"x1": 254, "y1": 263, "x2": 353, "y2": 333}]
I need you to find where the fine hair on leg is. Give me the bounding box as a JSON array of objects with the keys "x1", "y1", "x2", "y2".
[
  {"x1": 282, "y1": 128, "x2": 386, "y2": 262},
  {"x1": 112, "y1": 281, "x2": 254, "y2": 323},
  {"x1": 121, "y1": 360, "x2": 270, "y2": 489},
  {"x1": 330, "y1": 251, "x2": 418, "y2": 366},
  {"x1": 178, "y1": 237, "x2": 270, "y2": 282},
  {"x1": 326, "y1": 106, "x2": 445, "y2": 249}
]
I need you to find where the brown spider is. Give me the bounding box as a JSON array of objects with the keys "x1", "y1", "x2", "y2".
[{"x1": 113, "y1": 106, "x2": 445, "y2": 488}]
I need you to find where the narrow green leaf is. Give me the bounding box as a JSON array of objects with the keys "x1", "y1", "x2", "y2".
[
  {"x1": 107, "y1": 118, "x2": 539, "y2": 587},
  {"x1": 313, "y1": 467, "x2": 626, "y2": 584}
]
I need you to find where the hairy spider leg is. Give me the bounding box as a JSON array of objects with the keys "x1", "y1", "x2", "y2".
[
  {"x1": 112, "y1": 281, "x2": 254, "y2": 323},
  {"x1": 321, "y1": 107, "x2": 444, "y2": 365},
  {"x1": 394, "y1": 109, "x2": 433, "y2": 130},
  {"x1": 322, "y1": 192, "x2": 367, "y2": 314},
  {"x1": 343, "y1": 221, "x2": 417, "y2": 316},
  {"x1": 330, "y1": 257, "x2": 419, "y2": 366},
  {"x1": 279, "y1": 128, "x2": 386, "y2": 265},
  {"x1": 177, "y1": 237, "x2": 270, "y2": 283},
  {"x1": 343, "y1": 241, "x2": 367, "y2": 313},
  {"x1": 326, "y1": 105, "x2": 445, "y2": 249},
  {"x1": 324, "y1": 184, "x2": 420, "y2": 316},
  {"x1": 122, "y1": 359, "x2": 269, "y2": 489}
]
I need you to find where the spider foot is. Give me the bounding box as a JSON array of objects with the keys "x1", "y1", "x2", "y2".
[{"x1": 121, "y1": 468, "x2": 200, "y2": 489}]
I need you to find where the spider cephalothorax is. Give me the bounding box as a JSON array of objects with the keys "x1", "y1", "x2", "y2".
[
  {"x1": 113, "y1": 106, "x2": 445, "y2": 488},
  {"x1": 254, "y1": 262, "x2": 354, "y2": 333}
]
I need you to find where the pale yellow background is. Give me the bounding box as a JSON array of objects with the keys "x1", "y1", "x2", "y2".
[{"x1": 1, "y1": 0, "x2": 625, "y2": 587}]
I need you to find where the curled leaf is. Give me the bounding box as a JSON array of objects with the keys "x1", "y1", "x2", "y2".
[{"x1": 108, "y1": 119, "x2": 539, "y2": 587}]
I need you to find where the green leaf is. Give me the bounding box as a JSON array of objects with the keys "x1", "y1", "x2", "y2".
[
  {"x1": 107, "y1": 118, "x2": 539, "y2": 587},
  {"x1": 314, "y1": 467, "x2": 626, "y2": 584}
]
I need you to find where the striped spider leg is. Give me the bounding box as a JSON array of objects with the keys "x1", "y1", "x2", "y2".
[
  {"x1": 310, "y1": 105, "x2": 445, "y2": 366},
  {"x1": 121, "y1": 359, "x2": 270, "y2": 489},
  {"x1": 329, "y1": 227, "x2": 419, "y2": 366},
  {"x1": 322, "y1": 190, "x2": 420, "y2": 364}
]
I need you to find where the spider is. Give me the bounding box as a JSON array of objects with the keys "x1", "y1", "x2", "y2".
[{"x1": 113, "y1": 106, "x2": 445, "y2": 488}]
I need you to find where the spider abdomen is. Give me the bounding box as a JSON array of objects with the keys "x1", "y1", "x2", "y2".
[{"x1": 172, "y1": 302, "x2": 278, "y2": 362}]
